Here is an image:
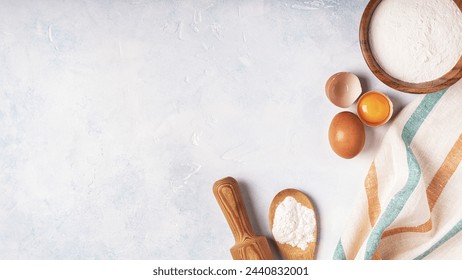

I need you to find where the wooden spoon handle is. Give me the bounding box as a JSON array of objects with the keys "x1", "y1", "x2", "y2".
[{"x1": 213, "y1": 177, "x2": 256, "y2": 244}]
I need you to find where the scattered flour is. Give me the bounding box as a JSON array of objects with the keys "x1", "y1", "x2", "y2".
[
  {"x1": 369, "y1": 0, "x2": 462, "y2": 83},
  {"x1": 272, "y1": 196, "x2": 316, "y2": 250}
]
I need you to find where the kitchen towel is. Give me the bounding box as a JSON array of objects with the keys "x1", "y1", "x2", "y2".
[{"x1": 334, "y1": 78, "x2": 462, "y2": 260}]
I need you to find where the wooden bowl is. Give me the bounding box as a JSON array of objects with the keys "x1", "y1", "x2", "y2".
[{"x1": 359, "y1": 0, "x2": 462, "y2": 94}]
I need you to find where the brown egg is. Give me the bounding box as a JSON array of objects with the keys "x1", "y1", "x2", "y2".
[{"x1": 328, "y1": 111, "x2": 365, "y2": 159}]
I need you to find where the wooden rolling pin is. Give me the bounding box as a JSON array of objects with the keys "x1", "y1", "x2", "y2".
[{"x1": 213, "y1": 177, "x2": 273, "y2": 260}]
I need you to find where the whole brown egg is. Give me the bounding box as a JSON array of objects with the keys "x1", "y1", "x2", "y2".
[{"x1": 328, "y1": 111, "x2": 365, "y2": 159}]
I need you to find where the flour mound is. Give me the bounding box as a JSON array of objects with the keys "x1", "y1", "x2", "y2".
[
  {"x1": 272, "y1": 196, "x2": 316, "y2": 251},
  {"x1": 369, "y1": 0, "x2": 462, "y2": 83}
]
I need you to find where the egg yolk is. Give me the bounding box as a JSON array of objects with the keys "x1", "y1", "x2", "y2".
[{"x1": 357, "y1": 92, "x2": 390, "y2": 125}]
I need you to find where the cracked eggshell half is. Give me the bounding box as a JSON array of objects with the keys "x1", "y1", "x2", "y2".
[{"x1": 325, "y1": 72, "x2": 362, "y2": 108}]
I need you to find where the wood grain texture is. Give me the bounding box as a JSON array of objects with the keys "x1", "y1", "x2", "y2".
[
  {"x1": 359, "y1": 0, "x2": 462, "y2": 94},
  {"x1": 268, "y1": 189, "x2": 317, "y2": 260},
  {"x1": 213, "y1": 177, "x2": 273, "y2": 260}
]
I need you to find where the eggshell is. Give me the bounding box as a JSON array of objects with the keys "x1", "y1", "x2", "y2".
[
  {"x1": 325, "y1": 72, "x2": 362, "y2": 108},
  {"x1": 328, "y1": 111, "x2": 365, "y2": 159}
]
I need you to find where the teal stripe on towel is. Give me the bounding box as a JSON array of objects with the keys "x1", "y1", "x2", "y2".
[
  {"x1": 333, "y1": 239, "x2": 347, "y2": 260},
  {"x1": 415, "y1": 219, "x2": 462, "y2": 259},
  {"x1": 364, "y1": 90, "x2": 446, "y2": 259},
  {"x1": 401, "y1": 90, "x2": 446, "y2": 144}
]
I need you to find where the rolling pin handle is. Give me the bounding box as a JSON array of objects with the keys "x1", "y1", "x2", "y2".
[{"x1": 213, "y1": 177, "x2": 256, "y2": 244}]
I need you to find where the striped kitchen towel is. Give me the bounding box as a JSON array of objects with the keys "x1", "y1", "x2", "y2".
[{"x1": 334, "y1": 78, "x2": 462, "y2": 260}]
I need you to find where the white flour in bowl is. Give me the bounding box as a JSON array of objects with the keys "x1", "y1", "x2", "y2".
[{"x1": 369, "y1": 0, "x2": 462, "y2": 83}]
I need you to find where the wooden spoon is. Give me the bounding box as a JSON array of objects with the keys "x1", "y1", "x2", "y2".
[{"x1": 269, "y1": 189, "x2": 318, "y2": 260}]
